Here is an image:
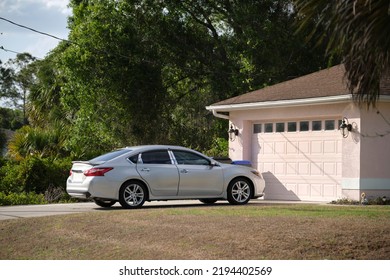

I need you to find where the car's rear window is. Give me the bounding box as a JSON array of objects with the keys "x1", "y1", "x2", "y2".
[{"x1": 89, "y1": 149, "x2": 131, "y2": 164}]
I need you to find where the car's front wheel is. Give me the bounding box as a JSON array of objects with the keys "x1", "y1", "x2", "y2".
[
  {"x1": 227, "y1": 178, "x2": 252, "y2": 205},
  {"x1": 93, "y1": 198, "x2": 117, "y2": 208},
  {"x1": 119, "y1": 181, "x2": 147, "y2": 209}
]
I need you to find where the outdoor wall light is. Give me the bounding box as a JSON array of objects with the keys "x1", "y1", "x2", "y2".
[
  {"x1": 340, "y1": 117, "x2": 353, "y2": 138},
  {"x1": 228, "y1": 125, "x2": 239, "y2": 141}
]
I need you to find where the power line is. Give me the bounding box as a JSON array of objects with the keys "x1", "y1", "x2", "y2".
[
  {"x1": 0, "y1": 46, "x2": 42, "y2": 60},
  {"x1": 0, "y1": 16, "x2": 69, "y2": 43},
  {"x1": 0, "y1": 16, "x2": 137, "y2": 61}
]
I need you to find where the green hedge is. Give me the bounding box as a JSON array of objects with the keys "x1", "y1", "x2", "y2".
[
  {"x1": 0, "y1": 192, "x2": 46, "y2": 206},
  {"x1": 0, "y1": 156, "x2": 72, "y2": 194}
]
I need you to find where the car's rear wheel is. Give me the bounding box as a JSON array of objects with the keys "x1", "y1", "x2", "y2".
[
  {"x1": 119, "y1": 181, "x2": 147, "y2": 209},
  {"x1": 199, "y1": 199, "x2": 218, "y2": 204},
  {"x1": 93, "y1": 198, "x2": 117, "y2": 208},
  {"x1": 227, "y1": 178, "x2": 252, "y2": 205}
]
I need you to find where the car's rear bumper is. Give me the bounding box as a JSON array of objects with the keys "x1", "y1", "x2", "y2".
[
  {"x1": 67, "y1": 191, "x2": 91, "y2": 199},
  {"x1": 66, "y1": 176, "x2": 93, "y2": 199}
]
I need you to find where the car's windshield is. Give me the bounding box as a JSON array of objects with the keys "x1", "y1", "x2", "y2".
[{"x1": 89, "y1": 149, "x2": 131, "y2": 165}]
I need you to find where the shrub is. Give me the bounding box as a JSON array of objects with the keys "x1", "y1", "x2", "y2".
[
  {"x1": 0, "y1": 130, "x2": 6, "y2": 152},
  {"x1": 0, "y1": 156, "x2": 72, "y2": 195},
  {"x1": 0, "y1": 191, "x2": 46, "y2": 206},
  {"x1": 204, "y1": 137, "x2": 229, "y2": 158},
  {"x1": 331, "y1": 197, "x2": 390, "y2": 205}
]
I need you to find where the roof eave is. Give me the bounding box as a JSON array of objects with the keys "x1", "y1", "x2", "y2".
[{"x1": 206, "y1": 94, "x2": 355, "y2": 112}]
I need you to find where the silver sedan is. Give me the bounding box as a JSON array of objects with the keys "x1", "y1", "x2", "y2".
[{"x1": 66, "y1": 145, "x2": 265, "y2": 208}]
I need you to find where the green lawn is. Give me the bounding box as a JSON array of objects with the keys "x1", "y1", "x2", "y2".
[{"x1": 1, "y1": 203, "x2": 389, "y2": 259}]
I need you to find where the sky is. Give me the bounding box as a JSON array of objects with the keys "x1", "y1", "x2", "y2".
[{"x1": 0, "y1": 0, "x2": 71, "y2": 63}]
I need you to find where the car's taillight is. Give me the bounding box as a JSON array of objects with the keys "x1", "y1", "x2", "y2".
[{"x1": 83, "y1": 167, "x2": 113, "y2": 177}]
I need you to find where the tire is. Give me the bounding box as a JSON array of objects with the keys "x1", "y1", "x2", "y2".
[
  {"x1": 93, "y1": 198, "x2": 117, "y2": 208},
  {"x1": 199, "y1": 198, "x2": 218, "y2": 204},
  {"x1": 227, "y1": 178, "x2": 252, "y2": 205},
  {"x1": 119, "y1": 181, "x2": 147, "y2": 209}
]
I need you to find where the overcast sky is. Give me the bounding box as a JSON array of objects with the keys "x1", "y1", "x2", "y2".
[{"x1": 0, "y1": 0, "x2": 71, "y2": 63}]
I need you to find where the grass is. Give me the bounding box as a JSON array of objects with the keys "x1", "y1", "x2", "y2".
[{"x1": 0, "y1": 203, "x2": 389, "y2": 260}]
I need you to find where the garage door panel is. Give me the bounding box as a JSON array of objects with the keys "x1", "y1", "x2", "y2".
[
  {"x1": 311, "y1": 184, "x2": 322, "y2": 197},
  {"x1": 286, "y1": 162, "x2": 297, "y2": 175},
  {"x1": 299, "y1": 142, "x2": 310, "y2": 154},
  {"x1": 324, "y1": 162, "x2": 337, "y2": 175},
  {"x1": 274, "y1": 163, "x2": 285, "y2": 174},
  {"x1": 323, "y1": 184, "x2": 337, "y2": 197},
  {"x1": 253, "y1": 126, "x2": 341, "y2": 201},
  {"x1": 310, "y1": 162, "x2": 323, "y2": 175},
  {"x1": 324, "y1": 140, "x2": 337, "y2": 153}
]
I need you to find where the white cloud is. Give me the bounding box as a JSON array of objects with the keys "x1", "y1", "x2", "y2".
[
  {"x1": 37, "y1": 0, "x2": 72, "y2": 15},
  {"x1": 0, "y1": 0, "x2": 71, "y2": 15}
]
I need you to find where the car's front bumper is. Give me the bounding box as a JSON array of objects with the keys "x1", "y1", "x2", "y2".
[{"x1": 252, "y1": 175, "x2": 266, "y2": 198}]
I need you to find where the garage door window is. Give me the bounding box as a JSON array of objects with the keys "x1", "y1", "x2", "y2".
[
  {"x1": 300, "y1": 121, "x2": 309, "y2": 131},
  {"x1": 325, "y1": 120, "x2": 335, "y2": 130},
  {"x1": 265, "y1": 123, "x2": 273, "y2": 133},
  {"x1": 253, "y1": 124, "x2": 262, "y2": 134},
  {"x1": 254, "y1": 119, "x2": 339, "y2": 133},
  {"x1": 288, "y1": 122, "x2": 297, "y2": 132},
  {"x1": 276, "y1": 123, "x2": 285, "y2": 132},
  {"x1": 312, "y1": 121, "x2": 322, "y2": 131}
]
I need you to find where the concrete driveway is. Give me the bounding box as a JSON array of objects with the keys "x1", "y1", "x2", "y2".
[
  {"x1": 0, "y1": 200, "x2": 215, "y2": 220},
  {"x1": 0, "y1": 199, "x2": 322, "y2": 220}
]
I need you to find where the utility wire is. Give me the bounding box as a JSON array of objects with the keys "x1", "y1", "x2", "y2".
[
  {"x1": 0, "y1": 16, "x2": 133, "y2": 61},
  {"x1": 0, "y1": 16, "x2": 69, "y2": 43},
  {"x1": 0, "y1": 46, "x2": 42, "y2": 60}
]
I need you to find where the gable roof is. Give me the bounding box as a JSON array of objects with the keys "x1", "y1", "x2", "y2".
[{"x1": 211, "y1": 64, "x2": 348, "y2": 107}]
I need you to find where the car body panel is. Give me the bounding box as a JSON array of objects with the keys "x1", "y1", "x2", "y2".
[
  {"x1": 66, "y1": 145, "x2": 265, "y2": 205},
  {"x1": 176, "y1": 164, "x2": 224, "y2": 197},
  {"x1": 136, "y1": 163, "x2": 180, "y2": 196}
]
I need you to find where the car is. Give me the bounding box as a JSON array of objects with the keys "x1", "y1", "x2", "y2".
[{"x1": 66, "y1": 145, "x2": 265, "y2": 208}]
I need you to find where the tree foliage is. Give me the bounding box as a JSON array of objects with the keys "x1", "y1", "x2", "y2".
[
  {"x1": 1, "y1": 1, "x2": 332, "y2": 160},
  {"x1": 295, "y1": 0, "x2": 390, "y2": 107},
  {"x1": 51, "y1": 0, "x2": 330, "y2": 158}
]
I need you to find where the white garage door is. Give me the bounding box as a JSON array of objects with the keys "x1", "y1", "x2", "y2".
[{"x1": 252, "y1": 119, "x2": 342, "y2": 201}]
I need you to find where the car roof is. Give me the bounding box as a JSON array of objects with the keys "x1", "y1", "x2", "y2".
[{"x1": 124, "y1": 145, "x2": 195, "y2": 152}]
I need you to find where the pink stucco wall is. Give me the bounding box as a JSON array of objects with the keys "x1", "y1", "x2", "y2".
[{"x1": 228, "y1": 100, "x2": 390, "y2": 201}]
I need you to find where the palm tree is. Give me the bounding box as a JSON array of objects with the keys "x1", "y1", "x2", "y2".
[{"x1": 295, "y1": 0, "x2": 390, "y2": 107}]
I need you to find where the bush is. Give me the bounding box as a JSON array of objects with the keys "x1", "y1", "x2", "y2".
[
  {"x1": 0, "y1": 130, "x2": 6, "y2": 152},
  {"x1": 0, "y1": 156, "x2": 72, "y2": 195},
  {"x1": 331, "y1": 196, "x2": 390, "y2": 205},
  {"x1": 203, "y1": 137, "x2": 229, "y2": 158},
  {"x1": 0, "y1": 191, "x2": 46, "y2": 206}
]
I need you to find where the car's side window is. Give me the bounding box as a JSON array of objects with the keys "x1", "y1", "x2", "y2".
[
  {"x1": 140, "y1": 150, "x2": 172, "y2": 164},
  {"x1": 172, "y1": 150, "x2": 210, "y2": 165},
  {"x1": 128, "y1": 154, "x2": 139, "y2": 164}
]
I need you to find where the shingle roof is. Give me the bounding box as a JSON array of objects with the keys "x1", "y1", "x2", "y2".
[{"x1": 212, "y1": 64, "x2": 349, "y2": 106}]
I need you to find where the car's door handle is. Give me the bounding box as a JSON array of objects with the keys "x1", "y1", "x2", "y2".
[
  {"x1": 180, "y1": 169, "x2": 188, "y2": 174},
  {"x1": 140, "y1": 168, "x2": 150, "y2": 172}
]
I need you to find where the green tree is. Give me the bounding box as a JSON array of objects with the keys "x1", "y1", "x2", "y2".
[
  {"x1": 1, "y1": 53, "x2": 37, "y2": 123},
  {"x1": 295, "y1": 0, "x2": 390, "y2": 106},
  {"x1": 0, "y1": 107, "x2": 23, "y2": 130},
  {"x1": 0, "y1": 60, "x2": 16, "y2": 104},
  {"x1": 57, "y1": 0, "x2": 330, "y2": 157},
  {"x1": 27, "y1": 49, "x2": 68, "y2": 128}
]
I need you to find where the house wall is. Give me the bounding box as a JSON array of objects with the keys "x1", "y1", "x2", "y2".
[
  {"x1": 228, "y1": 100, "x2": 390, "y2": 201},
  {"x1": 340, "y1": 104, "x2": 362, "y2": 200},
  {"x1": 359, "y1": 102, "x2": 390, "y2": 200}
]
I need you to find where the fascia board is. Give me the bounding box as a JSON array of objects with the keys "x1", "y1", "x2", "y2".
[{"x1": 206, "y1": 95, "x2": 354, "y2": 112}]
